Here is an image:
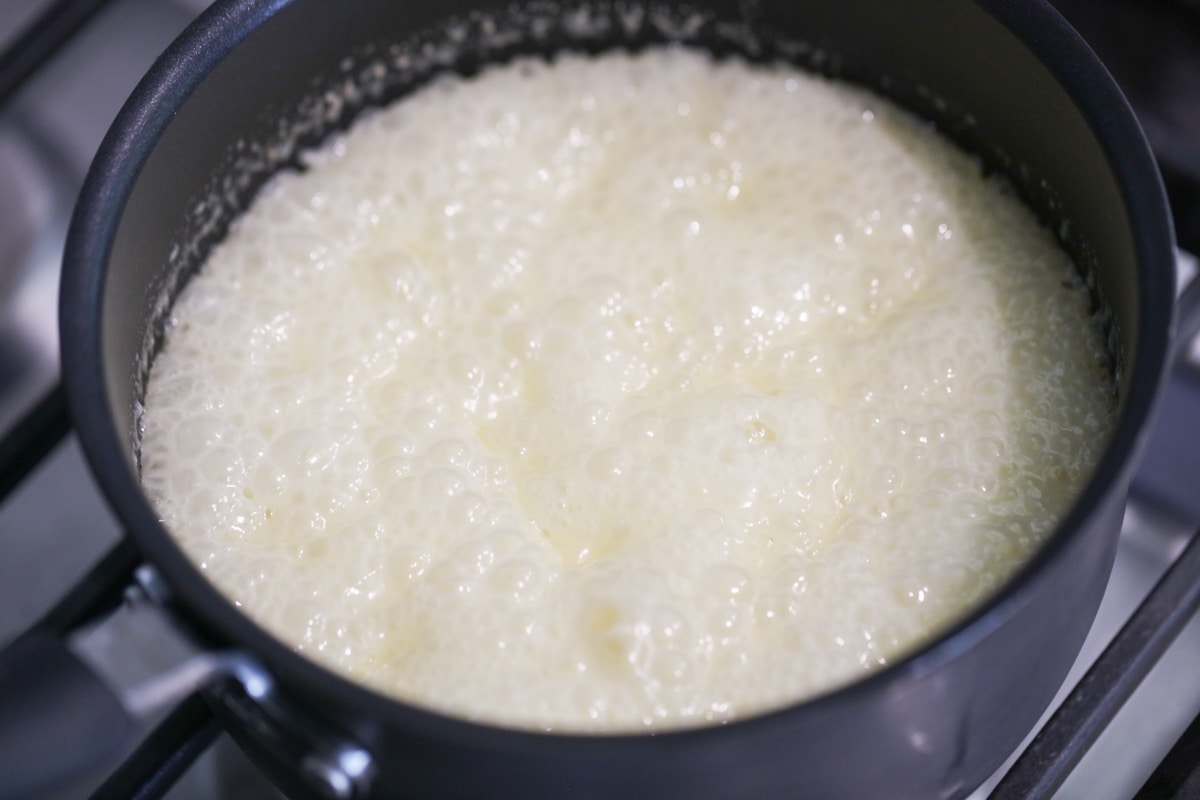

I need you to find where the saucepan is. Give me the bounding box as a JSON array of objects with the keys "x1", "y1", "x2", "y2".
[{"x1": 0, "y1": 0, "x2": 1191, "y2": 797}]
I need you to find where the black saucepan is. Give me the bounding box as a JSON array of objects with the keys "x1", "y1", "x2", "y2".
[{"x1": 0, "y1": 0, "x2": 1186, "y2": 797}]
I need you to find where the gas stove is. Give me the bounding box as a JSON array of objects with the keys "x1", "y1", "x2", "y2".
[{"x1": 1, "y1": 1, "x2": 1198, "y2": 798}]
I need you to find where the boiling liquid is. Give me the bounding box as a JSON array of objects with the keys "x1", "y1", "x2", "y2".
[{"x1": 140, "y1": 49, "x2": 1114, "y2": 730}]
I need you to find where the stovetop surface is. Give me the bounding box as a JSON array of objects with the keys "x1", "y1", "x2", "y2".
[{"x1": 1, "y1": 1, "x2": 1198, "y2": 798}]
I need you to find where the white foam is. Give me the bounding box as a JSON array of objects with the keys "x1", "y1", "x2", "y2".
[{"x1": 140, "y1": 48, "x2": 1115, "y2": 731}]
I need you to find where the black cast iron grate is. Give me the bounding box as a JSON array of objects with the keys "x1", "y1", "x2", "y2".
[{"x1": 2, "y1": 2, "x2": 1200, "y2": 798}]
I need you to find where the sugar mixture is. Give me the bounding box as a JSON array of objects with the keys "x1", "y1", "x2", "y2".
[{"x1": 140, "y1": 49, "x2": 1115, "y2": 730}]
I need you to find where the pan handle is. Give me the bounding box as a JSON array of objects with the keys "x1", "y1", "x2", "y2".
[
  {"x1": 0, "y1": 564, "x2": 374, "y2": 800},
  {"x1": 0, "y1": 570, "x2": 271, "y2": 800}
]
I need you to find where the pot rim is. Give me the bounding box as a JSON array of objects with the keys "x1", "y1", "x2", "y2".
[{"x1": 59, "y1": 0, "x2": 1177, "y2": 753}]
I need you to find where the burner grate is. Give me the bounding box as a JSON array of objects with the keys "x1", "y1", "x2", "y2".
[
  {"x1": 989, "y1": 525, "x2": 1200, "y2": 799},
  {"x1": 91, "y1": 694, "x2": 221, "y2": 800},
  {"x1": 0, "y1": 0, "x2": 111, "y2": 109}
]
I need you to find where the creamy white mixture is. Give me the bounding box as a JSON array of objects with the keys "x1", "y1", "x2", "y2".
[{"x1": 140, "y1": 49, "x2": 1114, "y2": 730}]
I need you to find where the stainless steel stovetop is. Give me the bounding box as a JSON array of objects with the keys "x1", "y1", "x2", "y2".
[{"x1": 1, "y1": 1, "x2": 1198, "y2": 798}]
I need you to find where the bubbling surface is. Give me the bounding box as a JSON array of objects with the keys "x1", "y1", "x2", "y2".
[{"x1": 140, "y1": 49, "x2": 1115, "y2": 730}]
